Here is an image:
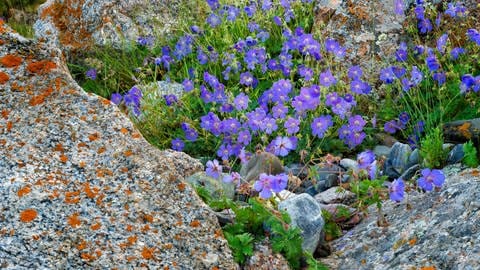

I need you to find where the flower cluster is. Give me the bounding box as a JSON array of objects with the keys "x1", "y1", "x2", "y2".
[{"x1": 253, "y1": 173, "x2": 288, "y2": 199}]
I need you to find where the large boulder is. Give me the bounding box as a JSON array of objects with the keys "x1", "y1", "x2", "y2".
[
  {"x1": 34, "y1": 0, "x2": 196, "y2": 56},
  {"x1": 314, "y1": 0, "x2": 406, "y2": 75},
  {"x1": 0, "y1": 22, "x2": 237, "y2": 269},
  {"x1": 322, "y1": 167, "x2": 480, "y2": 269}
]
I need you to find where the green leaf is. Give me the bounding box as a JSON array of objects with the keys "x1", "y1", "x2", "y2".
[{"x1": 463, "y1": 141, "x2": 479, "y2": 168}]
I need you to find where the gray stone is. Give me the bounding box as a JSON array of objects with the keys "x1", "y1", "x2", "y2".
[
  {"x1": 384, "y1": 142, "x2": 412, "y2": 179},
  {"x1": 406, "y1": 148, "x2": 420, "y2": 168},
  {"x1": 0, "y1": 23, "x2": 237, "y2": 269},
  {"x1": 284, "y1": 163, "x2": 309, "y2": 180},
  {"x1": 340, "y1": 158, "x2": 359, "y2": 173},
  {"x1": 398, "y1": 164, "x2": 420, "y2": 181},
  {"x1": 447, "y1": 144, "x2": 465, "y2": 165},
  {"x1": 278, "y1": 193, "x2": 325, "y2": 254},
  {"x1": 185, "y1": 172, "x2": 236, "y2": 200},
  {"x1": 314, "y1": 187, "x2": 356, "y2": 205},
  {"x1": 244, "y1": 238, "x2": 290, "y2": 270},
  {"x1": 443, "y1": 118, "x2": 480, "y2": 147},
  {"x1": 322, "y1": 168, "x2": 480, "y2": 270},
  {"x1": 240, "y1": 152, "x2": 284, "y2": 183},
  {"x1": 34, "y1": 0, "x2": 198, "y2": 57},
  {"x1": 373, "y1": 145, "x2": 391, "y2": 158}
]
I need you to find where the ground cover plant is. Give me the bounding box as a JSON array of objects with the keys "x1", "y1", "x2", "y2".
[{"x1": 68, "y1": 0, "x2": 480, "y2": 268}]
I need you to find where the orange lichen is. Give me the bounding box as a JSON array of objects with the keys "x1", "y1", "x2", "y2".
[
  {"x1": 132, "y1": 133, "x2": 141, "y2": 139},
  {"x1": 177, "y1": 182, "x2": 186, "y2": 191},
  {"x1": 458, "y1": 122, "x2": 472, "y2": 139},
  {"x1": 101, "y1": 98, "x2": 111, "y2": 106},
  {"x1": 97, "y1": 147, "x2": 106, "y2": 154},
  {"x1": 0, "y1": 55, "x2": 23, "y2": 68},
  {"x1": 409, "y1": 237, "x2": 417, "y2": 246},
  {"x1": 17, "y1": 186, "x2": 31, "y2": 197},
  {"x1": 49, "y1": 189, "x2": 60, "y2": 200},
  {"x1": 77, "y1": 142, "x2": 87, "y2": 147},
  {"x1": 54, "y1": 143, "x2": 64, "y2": 152},
  {"x1": 127, "y1": 235, "x2": 138, "y2": 246},
  {"x1": 6, "y1": 121, "x2": 12, "y2": 132},
  {"x1": 88, "y1": 133, "x2": 99, "y2": 141},
  {"x1": 0, "y1": 71, "x2": 9, "y2": 84},
  {"x1": 420, "y1": 267, "x2": 436, "y2": 270},
  {"x1": 1, "y1": 109, "x2": 9, "y2": 119},
  {"x1": 141, "y1": 225, "x2": 150, "y2": 233},
  {"x1": 65, "y1": 191, "x2": 81, "y2": 204},
  {"x1": 67, "y1": 213, "x2": 82, "y2": 228},
  {"x1": 84, "y1": 182, "x2": 99, "y2": 199},
  {"x1": 29, "y1": 95, "x2": 45, "y2": 106},
  {"x1": 126, "y1": 224, "x2": 133, "y2": 232},
  {"x1": 190, "y1": 220, "x2": 201, "y2": 228},
  {"x1": 120, "y1": 128, "x2": 128, "y2": 134},
  {"x1": 26, "y1": 60, "x2": 57, "y2": 74},
  {"x1": 143, "y1": 214, "x2": 154, "y2": 223},
  {"x1": 90, "y1": 222, "x2": 101, "y2": 230},
  {"x1": 80, "y1": 253, "x2": 95, "y2": 261},
  {"x1": 20, "y1": 209, "x2": 38, "y2": 222},
  {"x1": 77, "y1": 240, "x2": 88, "y2": 250},
  {"x1": 211, "y1": 267, "x2": 219, "y2": 270},
  {"x1": 141, "y1": 246, "x2": 155, "y2": 260},
  {"x1": 124, "y1": 150, "x2": 133, "y2": 157},
  {"x1": 59, "y1": 154, "x2": 68, "y2": 163}
]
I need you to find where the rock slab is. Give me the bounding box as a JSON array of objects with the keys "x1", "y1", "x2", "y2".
[
  {"x1": 0, "y1": 22, "x2": 237, "y2": 269},
  {"x1": 322, "y1": 167, "x2": 480, "y2": 270}
]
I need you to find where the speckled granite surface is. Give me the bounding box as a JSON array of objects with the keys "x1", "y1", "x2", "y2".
[
  {"x1": 0, "y1": 22, "x2": 237, "y2": 269},
  {"x1": 322, "y1": 166, "x2": 480, "y2": 270}
]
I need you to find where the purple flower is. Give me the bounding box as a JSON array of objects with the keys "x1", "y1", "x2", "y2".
[
  {"x1": 244, "y1": 5, "x2": 257, "y2": 17},
  {"x1": 410, "y1": 66, "x2": 423, "y2": 86},
  {"x1": 346, "y1": 131, "x2": 366, "y2": 149},
  {"x1": 273, "y1": 16, "x2": 282, "y2": 26},
  {"x1": 181, "y1": 123, "x2": 198, "y2": 141},
  {"x1": 380, "y1": 67, "x2": 396, "y2": 84},
  {"x1": 237, "y1": 130, "x2": 251, "y2": 145},
  {"x1": 86, "y1": 68, "x2": 97, "y2": 80},
  {"x1": 206, "y1": 0, "x2": 219, "y2": 10},
  {"x1": 190, "y1": 25, "x2": 202, "y2": 34},
  {"x1": 426, "y1": 54, "x2": 440, "y2": 72},
  {"x1": 436, "y1": 33, "x2": 448, "y2": 54},
  {"x1": 262, "y1": 0, "x2": 272, "y2": 11},
  {"x1": 137, "y1": 35, "x2": 154, "y2": 47},
  {"x1": 223, "y1": 172, "x2": 241, "y2": 184},
  {"x1": 284, "y1": 117, "x2": 300, "y2": 135},
  {"x1": 254, "y1": 173, "x2": 288, "y2": 199},
  {"x1": 182, "y1": 79, "x2": 194, "y2": 92},
  {"x1": 200, "y1": 112, "x2": 221, "y2": 136},
  {"x1": 348, "y1": 65, "x2": 363, "y2": 80},
  {"x1": 319, "y1": 69, "x2": 337, "y2": 87},
  {"x1": 350, "y1": 79, "x2": 370, "y2": 94},
  {"x1": 417, "y1": 168, "x2": 445, "y2": 191},
  {"x1": 324, "y1": 38, "x2": 344, "y2": 57},
  {"x1": 234, "y1": 93, "x2": 250, "y2": 111},
  {"x1": 206, "y1": 159, "x2": 222, "y2": 179},
  {"x1": 311, "y1": 115, "x2": 333, "y2": 138},
  {"x1": 111, "y1": 93, "x2": 122, "y2": 105},
  {"x1": 396, "y1": 42, "x2": 408, "y2": 62},
  {"x1": 418, "y1": 18, "x2": 432, "y2": 34},
  {"x1": 445, "y1": 2, "x2": 466, "y2": 18},
  {"x1": 357, "y1": 150, "x2": 375, "y2": 169},
  {"x1": 433, "y1": 72, "x2": 446, "y2": 85},
  {"x1": 394, "y1": 0, "x2": 404, "y2": 15},
  {"x1": 273, "y1": 136, "x2": 294, "y2": 157},
  {"x1": 399, "y1": 112, "x2": 410, "y2": 124},
  {"x1": 171, "y1": 138, "x2": 184, "y2": 151},
  {"x1": 298, "y1": 65, "x2": 314, "y2": 81},
  {"x1": 164, "y1": 94, "x2": 178, "y2": 106},
  {"x1": 226, "y1": 5, "x2": 240, "y2": 21},
  {"x1": 240, "y1": 71, "x2": 258, "y2": 88},
  {"x1": 262, "y1": 117, "x2": 278, "y2": 134},
  {"x1": 384, "y1": 120, "x2": 399, "y2": 134},
  {"x1": 271, "y1": 103, "x2": 288, "y2": 119},
  {"x1": 467, "y1": 29, "x2": 480, "y2": 46},
  {"x1": 174, "y1": 35, "x2": 194, "y2": 60},
  {"x1": 206, "y1": 13, "x2": 222, "y2": 28},
  {"x1": 389, "y1": 178, "x2": 405, "y2": 202},
  {"x1": 450, "y1": 47, "x2": 465, "y2": 60},
  {"x1": 348, "y1": 115, "x2": 366, "y2": 132}
]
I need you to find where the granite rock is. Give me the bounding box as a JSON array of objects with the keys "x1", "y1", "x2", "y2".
[
  {"x1": 0, "y1": 22, "x2": 237, "y2": 269},
  {"x1": 244, "y1": 238, "x2": 290, "y2": 270},
  {"x1": 278, "y1": 193, "x2": 325, "y2": 254},
  {"x1": 34, "y1": 0, "x2": 198, "y2": 57},
  {"x1": 322, "y1": 168, "x2": 480, "y2": 270},
  {"x1": 314, "y1": 187, "x2": 356, "y2": 205},
  {"x1": 384, "y1": 142, "x2": 412, "y2": 179}
]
